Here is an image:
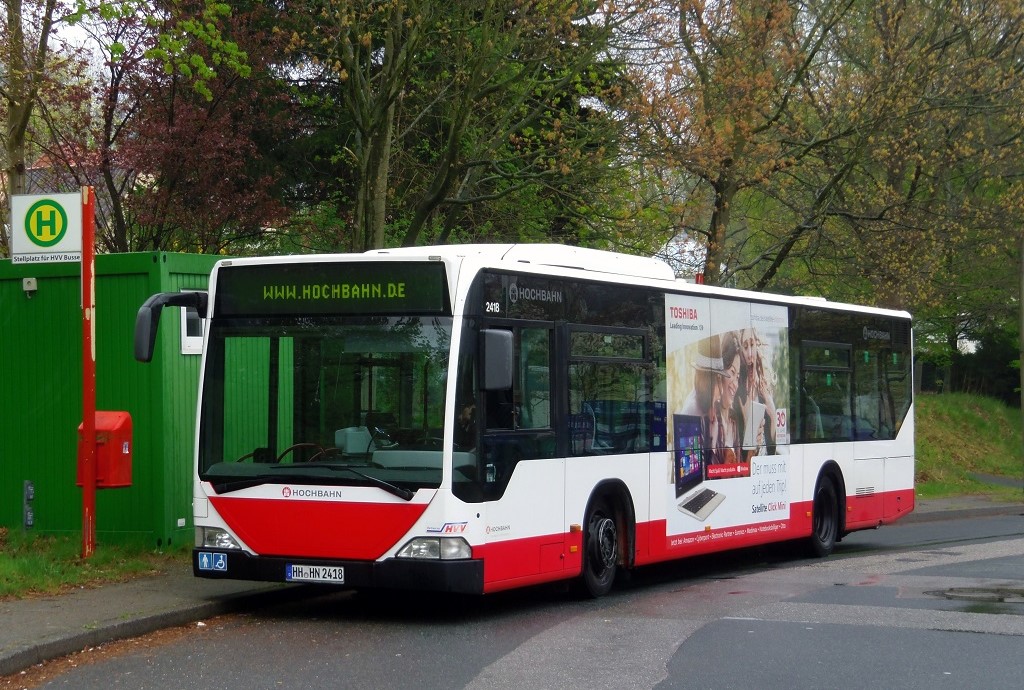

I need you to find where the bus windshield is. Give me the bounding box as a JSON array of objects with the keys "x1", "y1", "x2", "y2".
[{"x1": 198, "y1": 315, "x2": 453, "y2": 494}]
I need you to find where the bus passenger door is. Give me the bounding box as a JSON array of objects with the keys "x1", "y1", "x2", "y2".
[
  {"x1": 801, "y1": 343, "x2": 859, "y2": 517},
  {"x1": 563, "y1": 324, "x2": 653, "y2": 568},
  {"x1": 853, "y1": 331, "x2": 913, "y2": 522}
]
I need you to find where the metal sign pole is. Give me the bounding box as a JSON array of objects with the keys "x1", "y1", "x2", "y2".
[{"x1": 81, "y1": 187, "x2": 97, "y2": 558}]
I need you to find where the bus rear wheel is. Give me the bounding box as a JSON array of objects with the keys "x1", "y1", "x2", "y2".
[
  {"x1": 582, "y1": 499, "x2": 618, "y2": 597},
  {"x1": 808, "y1": 476, "x2": 839, "y2": 557}
]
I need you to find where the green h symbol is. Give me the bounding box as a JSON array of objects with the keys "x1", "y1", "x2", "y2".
[
  {"x1": 37, "y1": 207, "x2": 58, "y2": 239},
  {"x1": 25, "y1": 199, "x2": 68, "y2": 247}
]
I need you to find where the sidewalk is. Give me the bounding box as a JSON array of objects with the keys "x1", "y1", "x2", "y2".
[
  {"x1": 907, "y1": 491, "x2": 1024, "y2": 522},
  {"x1": 2, "y1": 494, "x2": 1022, "y2": 677},
  {"x1": 0, "y1": 565, "x2": 303, "y2": 676}
]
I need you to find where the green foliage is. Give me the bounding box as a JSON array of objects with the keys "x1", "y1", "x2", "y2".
[
  {"x1": 144, "y1": 2, "x2": 251, "y2": 100},
  {"x1": 277, "y1": 0, "x2": 630, "y2": 250},
  {"x1": 69, "y1": 2, "x2": 251, "y2": 98},
  {"x1": 266, "y1": 197, "x2": 360, "y2": 255},
  {"x1": 916, "y1": 393, "x2": 1023, "y2": 498},
  {"x1": 951, "y1": 331, "x2": 1022, "y2": 406}
]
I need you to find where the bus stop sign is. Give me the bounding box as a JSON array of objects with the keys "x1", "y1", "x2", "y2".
[{"x1": 10, "y1": 193, "x2": 83, "y2": 264}]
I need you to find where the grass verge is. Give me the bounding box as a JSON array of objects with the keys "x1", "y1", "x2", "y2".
[
  {"x1": 915, "y1": 393, "x2": 1024, "y2": 499},
  {"x1": 0, "y1": 528, "x2": 188, "y2": 601}
]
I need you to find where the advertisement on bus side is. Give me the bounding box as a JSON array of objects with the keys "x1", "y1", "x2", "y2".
[{"x1": 665, "y1": 296, "x2": 791, "y2": 541}]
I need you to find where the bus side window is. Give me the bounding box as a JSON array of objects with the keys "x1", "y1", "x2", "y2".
[
  {"x1": 519, "y1": 328, "x2": 551, "y2": 430},
  {"x1": 799, "y1": 341, "x2": 853, "y2": 442},
  {"x1": 802, "y1": 385, "x2": 824, "y2": 440},
  {"x1": 567, "y1": 326, "x2": 650, "y2": 456},
  {"x1": 483, "y1": 327, "x2": 551, "y2": 432},
  {"x1": 854, "y1": 346, "x2": 888, "y2": 441}
]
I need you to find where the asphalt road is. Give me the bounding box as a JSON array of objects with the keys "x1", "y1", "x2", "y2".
[{"x1": 31, "y1": 513, "x2": 1024, "y2": 690}]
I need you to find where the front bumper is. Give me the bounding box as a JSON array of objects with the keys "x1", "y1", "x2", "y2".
[{"x1": 193, "y1": 549, "x2": 485, "y2": 594}]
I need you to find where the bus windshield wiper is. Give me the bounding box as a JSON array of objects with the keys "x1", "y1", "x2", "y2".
[
  {"x1": 210, "y1": 474, "x2": 295, "y2": 494},
  {"x1": 314, "y1": 464, "x2": 416, "y2": 501},
  {"x1": 209, "y1": 465, "x2": 415, "y2": 501}
]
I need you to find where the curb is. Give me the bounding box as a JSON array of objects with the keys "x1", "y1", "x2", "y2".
[
  {"x1": 0, "y1": 585, "x2": 308, "y2": 677},
  {"x1": 903, "y1": 502, "x2": 1024, "y2": 524}
]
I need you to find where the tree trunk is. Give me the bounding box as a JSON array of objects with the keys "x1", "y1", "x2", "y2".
[
  {"x1": 702, "y1": 173, "x2": 737, "y2": 287},
  {"x1": 370, "y1": 101, "x2": 395, "y2": 250},
  {"x1": 345, "y1": 3, "x2": 416, "y2": 252},
  {"x1": 944, "y1": 328, "x2": 957, "y2": 393},
  {"x1": 5, "y1": 0, "x2": 29, "y2": 202},
  {"x1": 354, "y1": 101, "x2": 396, "y2": 252},
  {"x1": 3, "y1": 0, "x2": 58, "y2": 253}
]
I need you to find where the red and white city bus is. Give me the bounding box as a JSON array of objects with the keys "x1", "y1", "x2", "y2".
[{"x1": 135, "y1": 244, "x2": 914, "y2": 596}]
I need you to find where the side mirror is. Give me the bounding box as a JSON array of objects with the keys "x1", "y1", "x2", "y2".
[
  {"x1": 481, "y1": 329, "x2": 513, "y2": 391},
  {"x1": 135, "y1": 291, "x2": 208, "y2": 362}
]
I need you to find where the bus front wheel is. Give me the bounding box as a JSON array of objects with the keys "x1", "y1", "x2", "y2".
[
  {"x1": 582, "y1": 499, "x2": 618, "y2": 597},
  {"x1": 808, "y1": 476, "x2": 839, "y2": 558}
]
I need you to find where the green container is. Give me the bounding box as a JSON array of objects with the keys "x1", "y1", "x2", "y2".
[{"x1": 0, "y1": 253, "x2": 221, "y2": 546}]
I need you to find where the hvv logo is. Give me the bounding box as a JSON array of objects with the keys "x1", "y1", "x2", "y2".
[{"x1": 426, "y1": 522, "x2": 468, "y2": 534}]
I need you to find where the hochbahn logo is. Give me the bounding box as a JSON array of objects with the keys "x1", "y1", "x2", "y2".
[
  {"x1": 863, "y1": 326, "x2": 891, "y2": 341},
  {"x1": 508, "y1": 282, "x2": 563, "y2": 304},
  {"x1": 280, "y1": 486, "x2": 346, "y2": 499}
]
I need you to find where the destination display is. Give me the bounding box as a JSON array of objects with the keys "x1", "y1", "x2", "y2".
[{"x1": 215, "y1": 261, "x2": 450, "y2": 316}]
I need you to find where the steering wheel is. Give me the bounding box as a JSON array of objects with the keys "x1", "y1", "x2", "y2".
[
  {"x1": 307, "y1": 446, "x2": 344, "y2": 464},
  {"x1": 275, "y1": 443, "x2": 324, "y2": 463}
]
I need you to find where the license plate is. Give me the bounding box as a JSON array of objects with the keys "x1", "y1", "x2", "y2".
[{"x1": 286, "y1": 564, "x2": 345, "y2": 584}]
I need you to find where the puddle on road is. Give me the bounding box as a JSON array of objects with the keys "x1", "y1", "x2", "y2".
[{"x1": 925, "y1": 587, "x2": 1024, "y2": 615}]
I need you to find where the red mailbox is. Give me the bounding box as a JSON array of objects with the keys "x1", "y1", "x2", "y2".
[{"x1": 77, "y1": 411, "x2": 133, "y2": 488}]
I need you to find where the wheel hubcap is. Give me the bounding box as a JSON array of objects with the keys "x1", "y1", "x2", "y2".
[{"x1": 591, "y1": 516, "x2": 617, "y2": 571}]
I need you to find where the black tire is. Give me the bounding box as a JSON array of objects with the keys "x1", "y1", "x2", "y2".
[
  {"x1": 808, "y1": 476, "x2": 839, "y2": 558},
  {"x1": 582, "y1": 499, "x2": 618, "y2": 598}
]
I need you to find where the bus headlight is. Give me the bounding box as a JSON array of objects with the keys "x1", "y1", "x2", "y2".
[
  {"x1": 396, "y1": 537, "x2": 471, "y2": 560},
  {"x1": 196, "y1": 527, "x2": 241, "y2": 549}
]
